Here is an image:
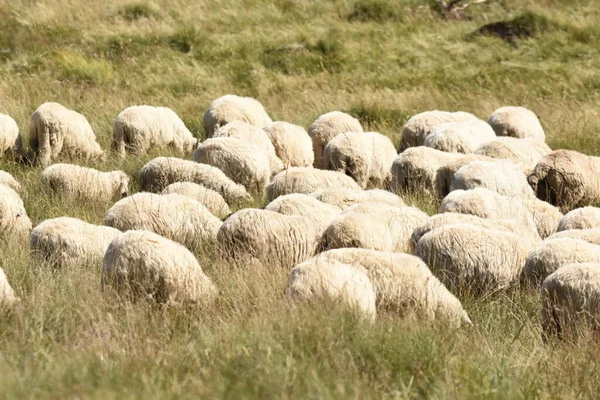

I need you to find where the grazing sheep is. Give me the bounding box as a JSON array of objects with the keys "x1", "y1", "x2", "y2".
[
  {"x1": 264, "y1": 121, "x2": 314, "y2": 168},
  {"x1": 40, "y1": 163, "x2": 130, "y2": 203},
  {"x1": 0, "y1": 171, "x2": 21, "y2": 193},
  {"x1": 547, "y1": 228, "x2": 600, "y2": 246},
  {"x1": 285, "y1": 259, "x2": 376, "y2": 320},
  {"x1": 313, "y1": 248, "x2": 472, "y2": 326},
  {"x1": 112, "y1": 105, "x2": 198, "y2": 157},
  {"x1": 30, "y1": 217, "x2": 121, "y2": 269},
  {"x1": 325, "y1": 203, "x2": 428, "y2": 253},
  {"x1": 424, "y1": 120, "x2": 496, "y2": 154},
  {"x1": 266, "y1": 167, "x2": 361, "y2": 202},
  {"x1": 0, "y1": 184, "x2": 32, "y2": 236},
  {"x1": 137, "y1": 157, "x2": 251, "y2": 206},
  {"x1": 0, "y1": 114, "x2": 19, "y2": 157},
  {"x1": 558, "y1": 207, "x2": 600, "y2": 232},
  {"x1": 160, "y1": 182, "x2": 231, "y2": 219},
  {"x1": 475, "y1": 137, "x2": 551, "y2": 170},
  {"x1": 308, "y1": 111, "x2": 363, "y2": 168},
  {"x1": 522, "y1": 238, "x2": 600, "y2": 287},
  {"x1": 193, "y1": 137, "x2": 271, "y2": 195},
  {"x1": 523, "y1": 197, "x2": 563, "y2": 239},
  {"x1": 102, "y1": 230, "x2": 217, "y2": 304},
  {"x1": 398, "y1": 110, "x2": 478, "y2": 151},
  {"x1": 450, "y1": 159, "x2": 534, "y2": 197},
  {"x1": 488, "y1": 106, "x2": 545, "y2": 140},
  {"x1": 541, "y1": 263, "x2": 600, "y2": 340},
  {"x1": 528, "y1": 149, "x2": 600, "y2": 213},
  {"x1": 415, "y1": 224, "x2": 529, "y2": 295},
  {"x1": 217, "y1": 209, "x2": 322, "y2": 270},
  {"x1": 203, "y1": 94, "x2": 272, "y2": 138},
  {"x1": 265, "y1": 193, "x2": 342, "y2": 229},
  {"x1": 310, "y1": 187, "x2": 405, "y2": 209},
  {"x1": 104, "y1": 193, "x2": 222, "y2": 249},
  {"x1": 434, "y1": 154, "x2": 495, "y2": 199},
  {"x1": 323, "y1": 131, "x2": 397, "y2": 189},
  {"x1": 0, "y1": 267, "x2": 18, "y2": 309},
  {"x1": 29, "y1": 102, "x2": 104, "y2": 167}
]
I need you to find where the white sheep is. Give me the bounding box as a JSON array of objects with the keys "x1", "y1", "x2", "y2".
[
  {"x1": 398, "y1": 110, "x2": 478, "y2": 151},
  {"x1": 203, "y1": 94, "x2": 272, "y2": 138},
  {"x1": 323, "y1": 131, "x2": 397, "y2": 189},
  {"x1": 104, "y1": 192, "x2": 222, "y2": 250},
  {"x1": 450, "y1": 159, "x2": 534, "y2": 198},
  {"x1": 424, "y1": 119, "x2": 496, "y2": 154},
  {"x1": 434, "y1": 154, "x2": 496, "y2": 199},
  {"x1": 310, "y1": 187, "x2": 405, "y2": 209},
  {"x1": 308, "y1": 111, "x2": 363, "y2": 168},
  {"x1": 29, "y1": 102, "x2": 104, "y2": 166},
  {"x1": 265, "y1": 193, "x2": 342, "y2": 230},
  {"x1": 40, "y1": 163, "x2": 130, "y2": 203},
  {"x1": 0, "y1": 267, "x2": 18, "y2": 309},
  {"x1": 112, "y1": 105, "x2": 198, "y2": 157},
  {"x1": 488, "y1": 106, "x2": 545, "y2": 140},
  {"x1": 557, "y1": 207, "x2": 600, "y2": 231},
  {"x1": 102, "y1": 230, "x2": 218, "y2": 305},
  {"x1": 523, "y1": 196, "x2": 563, "y2": 239},
  {"x1": 137, "y1": 157, "x2": 252, "y2": 206},
  {"x1": 0, "y1": 170, "x2": 21, "y2": 193},
  {"x1": 547, "y1": 228, "x2": 600, "y2": 245},
  {"x1": 30, "y1": 217, "x2": 121, "y2": 269},
  {"x1": 266, "y1": 167, "x2": 361, "y2": 202},
  {"x1": 0, "y1": 114, "x2": 20, "y2": 157},
  {"x1": 475, "y1": 137, "x2": 551, "y2": 170},
  {"x1": 264, "y1": 121, "x2": 314, "y2": 168},
  {"x1": 0, "y1": 184, "x2": 32, "y2": 236},
  {"x1": 160, "y1": 182, "x2": 231, "y2": 219}
]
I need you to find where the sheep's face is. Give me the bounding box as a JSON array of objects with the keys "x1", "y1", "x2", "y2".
[{"x1": 116, "y1": 172, "x2": 130, "y2": 198}]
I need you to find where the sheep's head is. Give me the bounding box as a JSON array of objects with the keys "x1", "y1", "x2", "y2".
[{"x1": 114, "y1": 171, "x2": 130, "y2": 198}]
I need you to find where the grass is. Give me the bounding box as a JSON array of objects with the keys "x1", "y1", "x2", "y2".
[{"x1": 0, "y1": 0, "x2": 600, "y2": 397}]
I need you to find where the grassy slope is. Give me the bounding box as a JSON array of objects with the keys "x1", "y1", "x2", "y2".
[{"x1": 0, "y1": 0, "x2": 600, "y2": 397}]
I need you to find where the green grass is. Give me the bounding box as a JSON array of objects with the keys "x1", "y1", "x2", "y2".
[{"x1": 1, "y1": 0, "x2": 600, "y2": 397}]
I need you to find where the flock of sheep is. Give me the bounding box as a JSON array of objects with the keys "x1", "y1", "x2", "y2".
[{"x1": 0, "y1": 94, "x2": 599, "y2": 340}]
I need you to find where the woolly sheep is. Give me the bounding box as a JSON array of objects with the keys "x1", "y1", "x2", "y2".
[
  {"x1": 102, "y1": 230, "x2": 217, "y2": 304},
  {"x1": 310, "y1": 187, "x2": 405, "y2": 209},
  {"x1": 0, "y1": 185, "x2": 32, "y2": 236},
  {"x1": 0, "y1": 171, "x2": 21, "y2": 193},
  {"x1": 285, "y1": 258, "x2": 376, "y2": 320},
  {"x1": 137, "y1": 157, "x2": 251, "y2": 206},
  {"x1": 0, "y1": 114, "x2": 19, "y2": 157},
  {"x1": 193, "y1": 137, "x2": 271, "y2": 195},
  {"x1": 264, "y1": 121, "x2": 314, "y2": 168},
  {"x1": 523, "y1": 196, "x2": 563, "y2": 239},
  {"x1": 424, "y1": 120, "x2": 496, "y2": 154},
  {"x1": 112, "y1": 105, "x2": 198, "y2": 157},
  {"x1": 160, "y1": 182, "x2": 231, "y2": 218},
  {"x1": 30, "y1": 217, "x2": 121, "y2": 269},
  {"x1": 217, "y1": 209, "x2": 322, "y2": 270},
  {"x1": 475, "y1": 137, "x2": 551, "y2": 170},
  {"x1": 415, "y1": 224, "x2": 530, "y2": 295},
  {"x1": 488, "y1": 106, "x2": 545, "y2": 140},
  {"x1": 558, "y1": 207, "x2": 600, "y2": 232},
  {"x1": 0, "y1": 267, "x2": 18, "y2": 309},
  {"x1": 104, "y1": 193, "x2": 222, "y2": 249},
  {"x1": 528, "y1": 150, "x2": 600, "y2": 213},
  {"x1": 540, "y1": 263, "x2": 600, "y2": 340},
  {"x1": 450, "y1": 159, "x2": 534, "y2": 197},
  {"x1": 40, "y1": 163, "x2": 130, "y2": 203},
  {"x1": 265, "y1": 193, "x2": 342, "y2": 230},
  {"x1": 434, "y1": 154, "x2": 495, "y2": 199},
  {"x1": 323, "y1": 131, "x2": 397, "y2": 189},
  {"x1": 324, "y1": 203, "x2": 428, "y2": 253},
  {"x1": 29, "y1": 102, "x2": 104, "y2": 167},
  {"x1": 522, "y1": 238, "x2": 600, "y2": 287},
  {"x1": 308, "y1": 111, "x2": 363, "y2": 168},
  {"x1": 313, "y1": 248, "x2": 471, "y2": 326},
  {"x1": 266, "y1": 167, "x2": 361, "y2": 202},
  {"x1": 398, "y1": 110, "x2": 478, "y2": 151},
  {"x1": 547, "y1": 228, "x2": 600, "y2": 246},
  {"x1": 203, "y1": 94, "x2": 272, "y2": 138}
]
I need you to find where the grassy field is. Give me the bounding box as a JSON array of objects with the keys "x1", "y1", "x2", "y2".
[{"x1": 1, "y1": 0, "x2": 600, "y2": 397}]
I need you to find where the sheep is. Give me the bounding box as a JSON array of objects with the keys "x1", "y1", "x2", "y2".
[
  {"x1": 415, "y1": 224, "x2": 530, "y2": 296},
  {"x1": 434, "y1": 154, "x2": 496, "y2": 199},
  {"x1": 265, "y1": 193, "x2": 342, "y2": 229},
  {"x1": 160, "y1": 182, "x2": 231, "y2": 219},
  {"x1": 528, "y1": 149, "x2": 600, "y2": 213},
  {"x1": 112, "y1": 105, "x2": 198, "y2": 157},
  {"x1": 29, "y1": 102, "x2": 104, "y2": 167},
  {"x1": 522, "y1": 238, "x2": 600, "y2": 288},
  {"x1": 217, "y1": 208, "x2": 323, "y2": 270},
  {"x1": 203, "y1": 94, "x2": 272, "y2": 138},
  {"x1": 102, "y1": 230, "x2": 217, "y2": 305},
  {"x1": 398, "y1": 110, "x2": 478, "y2": 151},
  {"x1": 523, "y1": 196, "x2": 563, "y2": 239},
  {"x1": 30, "y1": 217, "x2": 121, "y2": 269},
  {"x1": 104, "y1": 193, "x2": 222, "y2": 250},
  {"x1": 311, "y1": 248, "x2": 472, "y2": 326},
  {"x1": 310, "y1": 187, "x2": 405, "y2": 209},
  {"x1": 193, "y1": 137, "x2": 271, "y2": 195},
  {"x1": 308, "y1": 111, "x2": 363, "y2": 168},
  {"x1": 324, "y1": 203, "x2": 428, "y2": 253},
  {"x1": 558, "y1": 207, "x2": 600, "y2": 232},
  {"x1": 285, "y1": 258, "x2": 376, "y2": 320},
  {"x1": 0, "y1": 184, "x2": 32, "y2": 236},
  {"x1": 323, "y1": 131, "x2": 397, "y2": 189},
  {"x1": 540, "y1": 263, "x2": 600, "y2": 340},
  {"x1": 266, "y1": 167, "x2": 361, "y2": 202},
  {"x1": 137, "y1": 157, "x2": 252, "y2": 206},
  {"x1": 213, "y1": 121, "x2": 283, "y2": 175},
  {"x1": 40, "y1": 163, "x2": 130, "y2": 203},
  {"x1": 450, "y1": 159, "x2": 534, "y2": 198},
  {"x1": 0, "y1": 114, "x2": 20, "y2": 157},
  {"x1": 475, "y1": 137, "x2": 551, "y2": 170},
  {"x1": 547, "y1": 229, "x2": 600, "y2": 246},
  {"x1": 488, "y1": 106, "x2": 545, "y2": 140},
  {"x1": 0, "y1": 170, "x2": 21, "y2": 193},
  {"x1": 423, "y1": 119, "x2": 496, "y2": 154},
  {"x1": 0, "y1": 267, "x2": 18, "y2": 309},
  {"x1": 263, "y1": 121, "x2": 314, "y2": 168}
]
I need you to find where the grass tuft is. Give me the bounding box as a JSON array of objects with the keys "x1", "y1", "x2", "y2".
[
  {"x1": 348, "y1": 0, "x2": 405, "y2": 23},
  {"x1": 50, "y1": 50, "x2": 114, "y2": 85},
  {"x1": 119, "y1": 2, "x2": 160, "y2": 21}
]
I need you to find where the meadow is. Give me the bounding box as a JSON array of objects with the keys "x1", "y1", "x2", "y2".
[{"x1": 0, "y1": 0, "x2": 600, "y2": 397}]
